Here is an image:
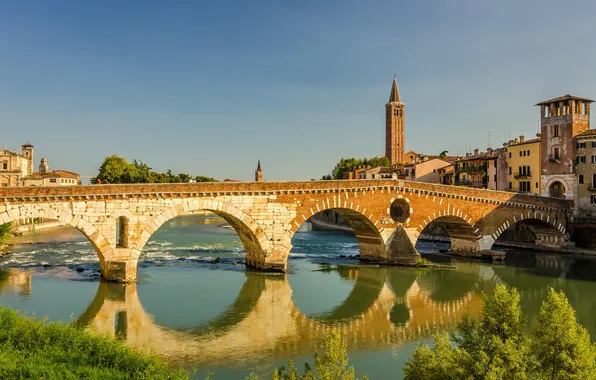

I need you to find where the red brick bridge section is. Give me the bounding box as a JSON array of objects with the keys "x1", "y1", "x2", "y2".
[{"x1": 0, "y1": 180, "x2": 572, "y2": 282}]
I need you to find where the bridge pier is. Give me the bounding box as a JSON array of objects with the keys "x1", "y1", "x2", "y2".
[
  {"x1": 360, "y1": 226, "x2": 420, "y2": 265},
  {"x1": 101, "y1": 259, "x2": 138, "y2": 283},
  {"x1": 449, "y1": 237, "x2": 480, "y2": 255}
]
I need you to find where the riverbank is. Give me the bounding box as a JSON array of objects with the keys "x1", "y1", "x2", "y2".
[{"x1": 0, "y1": 305, "x2": 187, "y2": 379}]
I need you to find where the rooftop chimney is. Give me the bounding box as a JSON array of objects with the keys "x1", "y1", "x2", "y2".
[
  {"x1": 474, "y1": 148, "x2": 479, "y2": 156},
  {"x1": 519, "y1": 135, "x2": 525, "y2": 143}
]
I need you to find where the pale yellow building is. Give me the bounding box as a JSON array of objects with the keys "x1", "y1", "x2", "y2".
[
  {"x1": 403, "y1": 158, "x2": 451, "y2": 183},
  {"x1": 574, "y1": 129, "x2": 596, "y2": 216},
  {"x1": 505, "y1": 136, "x2": 541, "y2": 195},
  {"x1": 0, "y1": 144, "x2": 34, "y2": 187},
  {"x1": 24, "y1": 170, "x2": 80, "y2": 187}
]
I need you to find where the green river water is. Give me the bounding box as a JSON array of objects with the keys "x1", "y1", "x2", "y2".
[{"x1": 1, "y1": 214, "x2": 596, "y2": 379}]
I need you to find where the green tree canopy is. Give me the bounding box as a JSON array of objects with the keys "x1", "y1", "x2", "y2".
[
  {"x1": 329, "y1": 156, "x2": 391, "y2": 180},
  {"x1": 92, "y1": 155, "x2": 217, "y2": 184},
  {"x1": 404, "y1": 285, "x2": 596, "y2": 380}
]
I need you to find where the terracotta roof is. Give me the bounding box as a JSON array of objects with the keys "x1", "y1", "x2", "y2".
[
  {"x1": 535, "y1": 94, "x2": 594, "y2": 106},
  {"x1": 576, "y1": 129, "x2": 596, "y2": 137},
  {"x1": 388, "y1": 77, "x2": 401, "y2": 103},
  {"x1": 37, "y1": 170, "x2": 80, "y2": 179},
  {"x1": 404, "y1": 158, "x2": 450, "y2": 168},
  {"x1": 506, "y1": 138, "x2": 540, "y2": 148}
]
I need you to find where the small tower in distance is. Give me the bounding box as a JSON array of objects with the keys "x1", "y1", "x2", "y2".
[
  {"x1": 255, "y1": 160, "x2": 263, "y2": 182},
  {"x1": 385, "y1": 77, "x2": 405, "y2": 165},
  {"x1": 39, "y1": 158, "x2": 49, "y2": 173},
  {"x1": 21, "y1": 143, "x2": 34, "y2": 175}
]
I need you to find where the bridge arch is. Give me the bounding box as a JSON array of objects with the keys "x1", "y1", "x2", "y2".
[
  {"x1": 416, "y1": 210, "x2": 481, "y2": 253},
  {"x1": 491, "y1": 216, "x2": 566, "y2": 251},
  {"x1": 291, "y1": 207, "x2": 388, "y2": 262},
  {"x1": 132, "y1": 199, "x2": 273, "y2": 270},
  {"x1": 0, "y1": 206, "x2": 114, "y2": 265}
]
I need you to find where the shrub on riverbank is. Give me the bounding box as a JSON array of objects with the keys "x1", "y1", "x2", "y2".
[
  {"x1": 403, "y1": 285, "x2": 596, "y2": 380},
  {"x1": 0, "y1": 223, "x2": 12, "y2": 255},
  {"x1": 0, "y1": 306, "x2": 188, "y2": 379}
]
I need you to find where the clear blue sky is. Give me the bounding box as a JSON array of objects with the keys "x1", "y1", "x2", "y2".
[{"x1": 1, "y1": 0, "x2": 595, "y2": 181}]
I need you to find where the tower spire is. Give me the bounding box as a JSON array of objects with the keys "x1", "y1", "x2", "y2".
[
  {"x1": 255, "y1": 159, "x2": 263, "y2": 182},
  {"x1": 389, "y1": 76, "x2": 400, "y2": 103}
]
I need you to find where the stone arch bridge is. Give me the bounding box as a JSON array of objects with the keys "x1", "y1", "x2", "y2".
[{"x1": 0, "y1": 180, "x2": 572, "y2": 282}]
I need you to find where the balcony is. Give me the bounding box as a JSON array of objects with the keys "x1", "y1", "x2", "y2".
[
  {"x1": 548, "y1": 154, "x2": 560, "y2": 163},
  {"x1": 514, "y1": 171, "x2": 531, "y2": 179}
]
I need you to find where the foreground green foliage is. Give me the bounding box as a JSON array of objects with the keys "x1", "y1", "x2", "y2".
[
  {"x1": 0, "y1": 223, "x2": 11, "y2": 244},
  {"x1": 246, "y1": 331, "x2": 367, "y2": 380},
  {"x1": 404, "y1": 285, "x2": 596, "y2": 380},
  {"x1": 92, "y1": 154, "x2": 217, "y2": 184},
  {"x1": 0, "y1": 306, "x2": 188, "y2": 379},
  {"x1": 329, "y1": 157, "x2": 391, "y2": 180}
]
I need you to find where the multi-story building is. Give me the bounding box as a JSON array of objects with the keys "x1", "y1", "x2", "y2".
[
  {"x1": 403, "y1": 158, "x2": 451, "y2": 183},
  {"x1": 454, "y1": 150, "x2": 488, "y2": 188},
  {"x1": 504, "y1": 136, "x2": 541, "y2": 195},
  {"x1": 0, "y1": 144, "x2": 34, "y2": 187},
  {"x1": 485, "y1": 147, "x2": 508, "y2": 191},
  {"x1": 575, "y1": 130, "x2": 596, "y2": 216},
  {"x1": 438, "y1": 164, "x2": 454, "y2": 185},
  {"x1": 538, "y1": 94, "x2": 593, "y2": 199}
]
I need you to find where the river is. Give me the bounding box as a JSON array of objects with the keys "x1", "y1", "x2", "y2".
[{"x1": 1, "y1": 214, "x2": 596, "y2": 379}]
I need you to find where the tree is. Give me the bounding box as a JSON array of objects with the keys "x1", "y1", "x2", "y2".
[
  {"x1": 94, "y1": 155, "x2": 139, "y2": 184},
  {"x1": 269, "y1": 331, "x2": 367, "y2": 380},
  {"x1": 533, "y1": 288, "x2": 596, "y2": 380},
  {"x1": 439, "y1": 150, "x2": 449, "y2": 160},
  {"x1": 404, "y1": 285, "x2": 532, "y2": 380}
]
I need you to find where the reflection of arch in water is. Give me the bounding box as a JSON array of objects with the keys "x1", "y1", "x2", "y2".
[
  {"x1": 416, "y1": 264, "x2": 479, "y2": 302},
  {"x1": 304, "y1": 266, "x2": 387, "y2": 323},
  {"x1": 75, "y1": 273, "x2": 268, "y2": 337}
]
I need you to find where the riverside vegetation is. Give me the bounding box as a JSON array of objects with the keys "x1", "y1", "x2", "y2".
[{"x1": 0, "y1": 223, "x2": 12, "y2": 256}]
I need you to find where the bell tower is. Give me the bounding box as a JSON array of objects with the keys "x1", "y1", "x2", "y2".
[
  {"x1": 385, "y1": 77, "x2": 405, "y2": 165},
  {"x1": 255, "y1": 160, "x2": 263, "y2": 182}
]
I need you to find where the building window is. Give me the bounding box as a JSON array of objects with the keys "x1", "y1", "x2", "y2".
[
  {"x1": 493, "y1": 161, "x2": 496, "y2": 168},
  {"x1": 592, "y1": 195, "x2": 596, "y2": 204},
  {"x1": 536, "y1": 182, "x2": 538, "y2": 188},
  {"x1": 509, "y1": 153, "x2": 512, "y2": 158},
  {"x1": 553, "y1": 125, "x2": 560, "y2": 137},
  {"x1": 579, "y1": 174, "x2": 584, "y2": 184},
  {"x1": 554, "y1": 148, "x2": 560, "y2": 159},
  {"x1": 494, "y1": 174, "x2": 497, "y2": 182},
  {"x1": 1, "y1": 162, "x2": 6, "y2": 170},
  {"x1": 592, "y1": 155, "x2": 596, "y2": 164},
  {"x1": 576, "y1": 156, "x2": 586, "y2": 164},
  {"x1": 519, "y1": 151, "x2": 523, "y2": 157},
  {"x1": 519, "y1": 181, "x2": 531, "y2": 192},
  {"x1": 527, "y1": 150, "x2": 530, "y2": 156},
  {"x1": 509, "y1": 167, "x2": 512, "y2": 175},
  {"x1": 577, "y1": 142, "x2": 587, "y2": 149},
  {"x1": 509, "y1": 182, "x2": 512, "y2": 190},
  {"x1": 593, "y1": 174, "x2": 596, "y2": 188},
  {"x1": 592, "y1": 142, "x2": 596, "y2": 148},
  {"x1": 49, "y1": 178, "x2": 56, "y2": 183}
]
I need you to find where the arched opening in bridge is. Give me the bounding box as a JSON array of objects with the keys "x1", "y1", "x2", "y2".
[
  {"x1": 0, "y1": 217, "x2": 104, "y2": 272},
  {"x1": 415, "y1": 216, "x2": 479, "y2": 254},
  {"x1": 549, "y1": 181, "x2": 566, "y2": 199},
  {"x1": 493, "y1": 218, "x2": 564, "y2": 250},
  {"x1": 290, "y1": 209, "x2": 385, "y2": 263},
  {"x1": 139, "y1": 211, "x2": 261, "y2": 267},
  {"x1": 116, "y1": 216, "x2": 129, "y2": 248}
]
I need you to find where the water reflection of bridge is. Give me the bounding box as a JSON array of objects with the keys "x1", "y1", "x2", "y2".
[
  {"x1": 4, "y1": 257, "x2": 594, "y2": 368},
  {"x1": 67, "y1": 266, "x2": 484, "y2": 366}
]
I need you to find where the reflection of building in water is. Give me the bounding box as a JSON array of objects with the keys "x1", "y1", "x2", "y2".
[{"x1": 73, "y1": 268, "x2": 484, "y2": 367}]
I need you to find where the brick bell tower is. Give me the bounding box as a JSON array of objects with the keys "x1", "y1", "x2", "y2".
[{"x1": 386, "y1": 76, "x2": 405, "y2": 165}]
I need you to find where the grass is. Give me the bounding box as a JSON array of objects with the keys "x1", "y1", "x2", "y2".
[{"x1": 0, "y1": 305, "x2": 189, "y2": 379}]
